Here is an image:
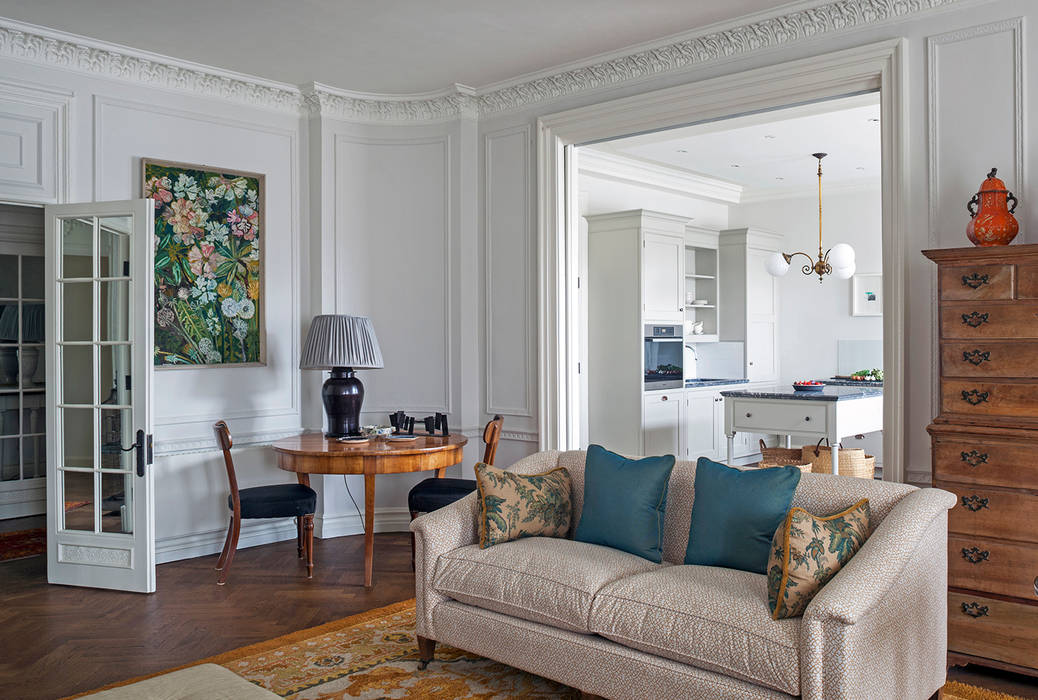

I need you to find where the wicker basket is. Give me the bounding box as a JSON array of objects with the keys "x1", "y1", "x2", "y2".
[
  {"x1": 801, "y1": 439, "x2": 875, "y2": 479},
  {"x1": 758, "y1": 440, "x2": 813, "y2": 474}
]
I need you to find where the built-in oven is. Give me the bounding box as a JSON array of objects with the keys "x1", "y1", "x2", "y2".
[{"x1": 644, "y1": 324, "x2": 684, "y2": 390}]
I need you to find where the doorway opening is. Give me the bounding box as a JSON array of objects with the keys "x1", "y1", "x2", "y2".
[
  {"x1": 0, "y1": 202, "x2": 47, "y2": 561},
  {"x1": 575, "y1": 92, "x2": 885, "y2": 474}
]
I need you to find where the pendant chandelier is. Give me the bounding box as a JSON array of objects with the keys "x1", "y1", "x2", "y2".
[{"x1": 764, "y1": 153, "x2": 855, "y2": 282}]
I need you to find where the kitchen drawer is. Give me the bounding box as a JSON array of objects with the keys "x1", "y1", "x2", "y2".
[
  {"x1": 940, "y1": 264, "x2": 1014, "y2": 301},
  {"x1": 933, "y1": 435, "x2": 1038, "y2": 489},
  {"x1": 941, "y1": 380, "x2": 1038, "y2": 421},
  {"x1": 941, "y1": 341, "x2": 1038, "y2": 378},
  {"x1": 729, "y1": 400, "x2": 826, "y2": 433},
  {"x1": 949, "y1": 535, "x2": 1038, "y2": 601},
  {"x1": 941, "y1": 482, "x2": 1038, "y2": 545},
  {"x1": 940, "y1": 302, "x2": 1038, "y2": 339},
  {"x1": 948, "y1": 592, "x2": 1038, "y2": 670}
]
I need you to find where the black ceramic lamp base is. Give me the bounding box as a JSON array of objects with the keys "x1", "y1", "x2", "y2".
[{"x1": 322, "y1": 367, "x2": 364, "y2": 438}]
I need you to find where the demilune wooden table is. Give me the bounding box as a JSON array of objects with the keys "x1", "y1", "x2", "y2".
[{"x1": 272, "y1": 432, "x2": 468, "y2": 587}]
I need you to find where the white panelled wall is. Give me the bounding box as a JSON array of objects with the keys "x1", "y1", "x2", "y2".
[{"x1": 0, "y1": 0, "x2": 1034, "y2": 560}]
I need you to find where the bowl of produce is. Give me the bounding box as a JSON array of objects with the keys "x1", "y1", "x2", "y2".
[
  {"x1": 850, "y1": 368, "x2": 883, "y2": 382},
  {"x1": 792, "y1": 380, "x2": 825, "y2": 392}
]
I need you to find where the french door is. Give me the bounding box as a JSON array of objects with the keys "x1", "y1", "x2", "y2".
[{"x1": 44, "y1": 200, "x2": 155, "y2": 592}]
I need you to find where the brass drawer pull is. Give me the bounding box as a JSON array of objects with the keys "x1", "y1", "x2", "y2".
[
  {"x1": 961, "y1": 602, "x2": 989, "y2": 618},
  {"x1": 1034, "y1": 577, "x2": 1037, "y2": 597},
  {"x1": 960, "y1": 450, "x2": 989, "y2": 467},
  {"x1": 961, "y1": 494, "x2": 990, "y2": 512},
  {"x1": 961, "y1": 546, "x2": 989, "y2": 564},
  {"x1": 961, "y1": 389, "x2": 989, "y2": 406},
  {"x1": 962, "y1": 349, "x2": 990, "y2": 366},
  {"x1": 961, "y1": 273, "x2": 990, "y2": 289},
  {"x1": 961, "y1": 312, "x2": 989, "y2": 328}
]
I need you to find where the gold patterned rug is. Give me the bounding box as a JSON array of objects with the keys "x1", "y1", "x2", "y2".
[{"x1": 74, "y1": 599, "x2": 1023, "y2": 699}]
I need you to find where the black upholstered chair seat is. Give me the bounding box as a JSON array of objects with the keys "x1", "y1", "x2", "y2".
[
  {"x1": 408, "y1": 478, "x2": 477, "y2": 514},
  {"x1": 231, "y1": 484, "x2": 317, "y2": 519}
]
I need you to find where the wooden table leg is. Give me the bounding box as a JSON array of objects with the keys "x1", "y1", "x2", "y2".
[
  {"x1": 296, "y1": 473, "x2": 310, "y2": 488},
  {"x1": 435, "y1": 467, "x2": 447, "y2": 478},
  {"x1": 364, "y1": 473, "x2": 375, "y2": 588}
]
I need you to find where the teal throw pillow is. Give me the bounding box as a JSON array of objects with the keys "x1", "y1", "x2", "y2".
[
  {"x1": 573, "y1": 444, "x2": 675, "y2": 563},
  {"x1": 685, "y1": 457, "x2": 801, "y2": 574}
]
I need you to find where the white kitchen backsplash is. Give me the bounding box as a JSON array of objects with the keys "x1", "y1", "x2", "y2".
[{"x1": 692, "y1": 341, "x2": 745, "y2": 379}]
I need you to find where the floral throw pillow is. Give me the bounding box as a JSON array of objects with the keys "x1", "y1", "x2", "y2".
[
  {"x1": 475, "y1": 463, "x2": 572, "y2": 549},
  {"x1": 767, "y1": 498, "x2": 871, "y2": 619}
]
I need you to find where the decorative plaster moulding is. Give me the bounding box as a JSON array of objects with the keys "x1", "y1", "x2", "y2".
[{"x1": 1, "y1": 0, "x2": 963, "y2": 123}]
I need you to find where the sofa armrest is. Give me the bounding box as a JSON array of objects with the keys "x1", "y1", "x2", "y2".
[
  {"x1": 411, "y1": 491, "x2": 480, "y2": 638},
  {"x1": 799, "y1": 487, "x2": 956, "y2": 700}
]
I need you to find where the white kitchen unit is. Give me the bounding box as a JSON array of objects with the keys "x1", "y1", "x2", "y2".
[
  {"x1": 683, "y1": 225, "x2": 720, "y2": 344},
  {"x1": 586, "y1": 210, "x2": 690, "y2": 455},
  {"x1": 718, "y1": 228, "x2": 783, "y2": 382},
  {"x1": 721, "y1": 386, "x2": 883, "y2": 472},
  {"x1": 684, "y1": 381, "x2": 776, "y2": 462}
]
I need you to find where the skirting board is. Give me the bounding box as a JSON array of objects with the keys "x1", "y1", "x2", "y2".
[{"x1": 155, "y1": 506, "x2": 413, "y2": 564}]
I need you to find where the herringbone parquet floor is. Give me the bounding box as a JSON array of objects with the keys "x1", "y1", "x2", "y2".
[{"x1": 0, "y1": 532, "x2": 415, "y2": 700}]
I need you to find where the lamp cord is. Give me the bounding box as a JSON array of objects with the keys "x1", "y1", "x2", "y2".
[{"x1": 343, "y1": 475, "x2": 363, "y2": 522}]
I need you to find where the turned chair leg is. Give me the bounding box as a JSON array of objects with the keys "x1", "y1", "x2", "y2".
[
  {"x1": 303, "y1": 514, "x2": 314, "y2": 579},
  {"x1": 417, "y1": 635, "x2": 436, "y2": 669},
  {"x1": 217, "y1": 516, "x2": 241, "y2": 585},
  {"x1": 215, "y1": 515, "x2": 234, "y2": 571},
  {"x1": 296, "y1": 516, "x2": 304, "y2": 558}
]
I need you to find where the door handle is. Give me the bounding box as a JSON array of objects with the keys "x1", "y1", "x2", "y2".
[{"x1": 122, "y1": 429, "x2": 153, "y2": 477}]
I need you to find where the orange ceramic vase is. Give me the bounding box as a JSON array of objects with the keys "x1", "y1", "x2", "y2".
[{"x1": 967, "y1": 167, "x2": 1019, "y2": 246}]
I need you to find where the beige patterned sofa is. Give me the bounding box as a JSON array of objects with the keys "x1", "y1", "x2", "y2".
[{"x1": 412, "y1": 450, "x2": 956, "y2": 699}]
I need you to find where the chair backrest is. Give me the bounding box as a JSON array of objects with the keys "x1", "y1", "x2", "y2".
[
  {"x1": 213, "y1": 420, "x2": 240, "y2": 514},
  {"x1": 482, "y1": 415, "x2": 504, "y2": 465}
]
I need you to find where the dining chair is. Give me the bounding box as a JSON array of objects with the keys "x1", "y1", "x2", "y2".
[
  {"x1": 213, "y1": 420, "x2": 318, "y2": 585},
  {"x1": 407, "y1": 415, "x2": 503, "y2": 567}
]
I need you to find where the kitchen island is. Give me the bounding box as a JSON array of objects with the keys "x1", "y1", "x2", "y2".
[{"x1": 719, "y1": 385, "x2": 883, "y2": 474}]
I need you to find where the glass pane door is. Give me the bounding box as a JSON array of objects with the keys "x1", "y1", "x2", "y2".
[{"x1": 44, "y1": 200, "x2": 154, "y2": 593}]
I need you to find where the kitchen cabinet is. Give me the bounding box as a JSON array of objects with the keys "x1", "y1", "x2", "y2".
[
  {"x1": 685, "y1": 386, "x2": 769, "y2": 461},
  {"x1": 642, "y1": 231, "x2": 684, "y2": 322},
  {"x1": 719, "y1": 228, "x2": 782, "y2": 382},
  {"x1": 644, "y1": 391, "x2": 683, "y2": 456}
]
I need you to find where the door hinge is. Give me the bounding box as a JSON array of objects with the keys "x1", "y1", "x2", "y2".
[
  {"x1": 147, "y1": 433, "x2": 153, "y2": 465},
  {"x1": 577, "y1": 276, "x2": 581, "y2": 289},
  {"x1": 577, "y1": 362, "x2": 581, "y2": 374}
]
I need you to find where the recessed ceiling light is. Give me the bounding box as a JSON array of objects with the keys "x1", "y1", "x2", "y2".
[
  {"x1": 856, "y1": 166, "x2": 866, "y2": 171},
  {"x1": 868, "y1": 118, "x2": 880, "y2": 123},
  {"x1": 775, "y1": 177, "x2": 785, "y2": 181},
  {"x1": 763, "y1": 135, "x2": 776, "y2": 140},
  {"x1": 730, "y1": 164, "x2": 741, "y2": 168},
  {"x1": 676, "y1": 148, "x2": 688, "y2": 153}
]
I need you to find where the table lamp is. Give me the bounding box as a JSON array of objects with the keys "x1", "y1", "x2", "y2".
[{"x1": 300, "y1": 314, "x2": 383, "y2": 438}]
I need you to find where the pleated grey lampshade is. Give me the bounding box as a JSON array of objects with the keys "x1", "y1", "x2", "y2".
[{"x1": 299, "y1": 315, "x2": 384, "y2": 370}]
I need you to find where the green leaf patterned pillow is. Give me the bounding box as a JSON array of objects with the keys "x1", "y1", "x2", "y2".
[
  {"x1": 767, "y1": 498, "x2": 871, "y2": 619},
  {"x1": 475, "y1": 462, "x2": 572, "y2": 549}
]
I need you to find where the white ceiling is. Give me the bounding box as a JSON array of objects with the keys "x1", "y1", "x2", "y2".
[
  {"x1": 593, "y1": 93, "x2": 882, "y2": 199},
  {"x1": 0, "y1": 0, "x2": 801, "y2": 93}
]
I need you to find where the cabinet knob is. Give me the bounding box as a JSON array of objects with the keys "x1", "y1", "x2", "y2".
[
  {"x1": 661, "y1": 395, "x2": 668, "y2": 401},
  {"x1": 804, "y1": 416, "x2": 811, "y2": 422},
  {"x1": 745, "y1": 412, "x2": 752, "y2": 418},
  {"x1": 749, "y1": 361, "x2": 755, "y2": 366}
]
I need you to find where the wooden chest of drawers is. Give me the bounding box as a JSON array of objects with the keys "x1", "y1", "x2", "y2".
[{"x1": 925, "y1": 245, "x2": 1038, "y2": 678}]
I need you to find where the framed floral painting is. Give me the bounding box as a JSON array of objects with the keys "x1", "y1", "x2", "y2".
[{"x1": 142, "y1": 159, "x2": 265, "y2": 368}]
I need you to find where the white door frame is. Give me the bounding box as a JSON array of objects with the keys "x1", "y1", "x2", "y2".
[{"x1": 537, "y1": 38, "x2": 908, "y2": 482}]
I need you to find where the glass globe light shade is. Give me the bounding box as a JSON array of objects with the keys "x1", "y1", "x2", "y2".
[
  {"x1": 764, "y1": 252, "x2": 790, "y2": 277},
  {"x1": 833, "y1": 261, "x2": 856, "y2": 280},
  {"x1": 828, "y1": 243, "x2": 856, "y2": 269}
]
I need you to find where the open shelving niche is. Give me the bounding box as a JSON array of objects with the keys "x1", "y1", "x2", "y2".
[{"x1": 683, "y1": 226, "x2": 719, "y2": 343}]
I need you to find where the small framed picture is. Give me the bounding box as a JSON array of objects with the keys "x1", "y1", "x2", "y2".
[{"x1": 851, "y1": 273, "x2": 882, "y2": 317}]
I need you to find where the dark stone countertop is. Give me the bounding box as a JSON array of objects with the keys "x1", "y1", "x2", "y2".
[
  {"x1": 719, "y1": 384, "x2": 883, "y2": 402},
  {"x1": 684, "y1": 378, "x2": 750, "y2": 389},
  {"x1": 824, "y1": 378, "x2": 883, "y2": 387}
]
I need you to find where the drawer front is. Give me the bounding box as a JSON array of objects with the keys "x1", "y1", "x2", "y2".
[
  {"x1": 940, "y1": 264, "x2": 1014, "y2": 301},
  {"x1": 941, "y1": 482, "x2": 1038, "y2": 544},
  {"x1": 941, "y1": 380, "x2": 1038, "y2": 421},
  {"x1": 949, "y1": 535, "x2": 1038, "y2": 601},
  {"x1": 730, "y1": 400, "x2": 827, "y2": 433},
  {"x1": 940, "y1": 302, "x2": 1038, "y2": 339},
  {"x1": 1016, "y1": 264, "x2": 1038, "y2": 299},
  {"x1": 933, "y1": 436, "x2": 1038, "y2": 489},
  {"x1": 941, "y1": 341, "x2": 1038, "y2": 378},
  {"x1": 948, "y1": 592, "x2": 1038, "y2": 670}
]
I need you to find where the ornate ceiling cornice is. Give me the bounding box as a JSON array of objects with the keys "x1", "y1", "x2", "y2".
[{"x1": 0, "y1": 0, "x2": 963, "y2": 122}]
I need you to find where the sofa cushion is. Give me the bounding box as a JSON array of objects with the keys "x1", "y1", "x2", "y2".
[
  {"x1": 573, "y1": 444, "x2": 674, "y2": 562},
  {"x1": 685, "y1": 457, "x2": 800, "y2": 574},
  {"x1": 588, "y1": 564, "x2": 801, "y2": 696},
  {"x1": 433, "y1": 537, "x2": 663, "y2": 633},
  {"x1": 475, "y1": 462, "x2": 572, "y2": 548}
]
